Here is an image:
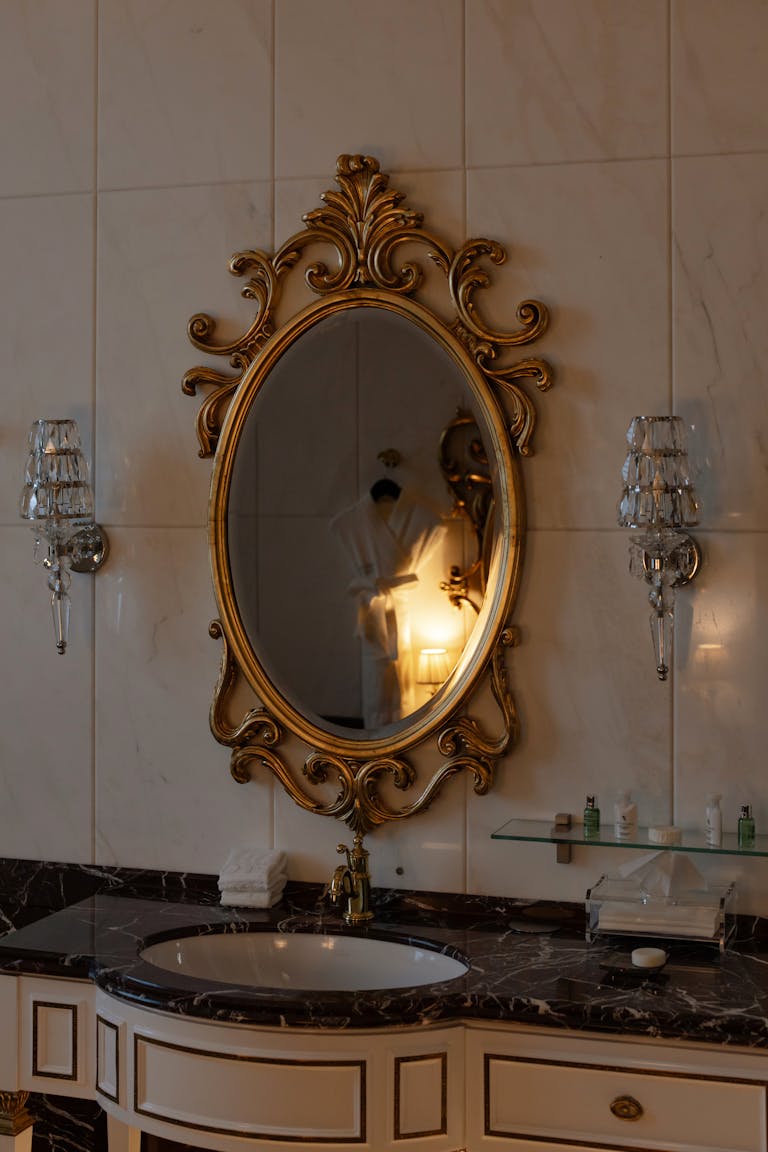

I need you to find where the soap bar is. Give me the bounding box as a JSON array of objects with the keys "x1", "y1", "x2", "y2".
[
  {"x1": 631, "y1": 946, "x2": 667, "y2": 969},
  {"x1": 648, "y1": 825, "x2": 682, "y2": 845}
]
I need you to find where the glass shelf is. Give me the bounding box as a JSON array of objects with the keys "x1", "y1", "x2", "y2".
[{"x1": 491, "y1": 818, "x2": 768, "y2": 857}]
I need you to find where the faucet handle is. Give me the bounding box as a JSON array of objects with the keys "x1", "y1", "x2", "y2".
[{"x1": 336, "y1": 843, "x2": 352, "y2": 868}]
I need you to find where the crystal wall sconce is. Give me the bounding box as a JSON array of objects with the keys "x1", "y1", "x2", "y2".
[
  {"x1": 617, "y1": 416, "x2": 701, "y2": 681},
  {"x1": 19, "y1": 419, "x2": 109, "y2": 655}
]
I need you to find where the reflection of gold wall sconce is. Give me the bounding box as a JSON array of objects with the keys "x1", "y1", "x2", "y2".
[
  {"x1": 417, "y1": 647, "x2": 451, "y2": 695},
  {"x1": 617, "y1": 416, "x2": 701, "y2": 681},
  {"x1": 19, "y1": 419, "x2": 109, "y2": 655},
  {"x1": 440, "y1": 565, "x2": 481, "y2": 614},
  {"x1": 438, "y1": 409, "x2": 491, "y2": 616}
]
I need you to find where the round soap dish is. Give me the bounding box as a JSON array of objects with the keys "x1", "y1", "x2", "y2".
[{"x1": 598, "y1": 951, "x2": 670, "y2": 988}]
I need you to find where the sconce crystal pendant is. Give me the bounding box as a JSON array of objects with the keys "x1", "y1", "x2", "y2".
[
  {"x1": 617, "y1": 416, "x2": 701, "y2": 681},
  {"x1": 19, "y1": 419, "x2": 109, "y2": 655}
]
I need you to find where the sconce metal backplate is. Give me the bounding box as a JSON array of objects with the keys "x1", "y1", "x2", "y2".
[
  {"x1": 68, "y1": 524, "x2": 110, "y2": 574},
  {"x1": 640, "y1": 532, "x2": 701, "y2": 588},
  {"x1": 184, "y1": 154, "x2": 554, "y2": 837}
]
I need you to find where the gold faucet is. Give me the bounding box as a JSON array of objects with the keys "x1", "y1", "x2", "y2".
[{"x1": 328, "y1": 835, "x2": 373, "y2": 924}]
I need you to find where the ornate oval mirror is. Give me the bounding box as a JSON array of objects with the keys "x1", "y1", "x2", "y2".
[{"x1": 184, "y1": 156, "x2": 553, "y2": 835}]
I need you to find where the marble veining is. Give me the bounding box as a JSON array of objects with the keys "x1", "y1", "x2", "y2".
[
  {"x1": 30, "y1": 1094, "x2": 107, "y2": 1152},
  {"x1": 3, "y1": 883, "x2": 768, "y2": 1047}
]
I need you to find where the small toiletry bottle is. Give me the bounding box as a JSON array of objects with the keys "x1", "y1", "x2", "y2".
[
  {"x1": 705, "y1": 794, "x2": 722, "y2": 847},
  {"x1": 614, "y1": 791, "x2": 637, "y2": 840},
  {"x1": 583, "y1": 795, "x2": 600, "y2": 839},
  {"x1": 738, "y1": 804, "x2": 755, "y2": 848}
]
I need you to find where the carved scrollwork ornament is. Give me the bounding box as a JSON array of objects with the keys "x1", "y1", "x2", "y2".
[
  {"x1": 185, "y1": 155, "x2": 554, "y2": 837},
  {"x1": 0, "y1": 1091, "x2": 32, "y2": 1135}
]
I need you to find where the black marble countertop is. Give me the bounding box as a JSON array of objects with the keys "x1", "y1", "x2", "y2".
[{"x1": 1, "y1": 886, "x2": 768, "y2": 1048}]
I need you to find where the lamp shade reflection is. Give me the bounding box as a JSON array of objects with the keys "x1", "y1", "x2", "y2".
[{"x1": 417, "y1": 647, "x2": 451, "y2": 695}]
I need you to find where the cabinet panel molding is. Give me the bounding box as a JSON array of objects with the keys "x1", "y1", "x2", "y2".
[
  {"x1": 19, "y1": 978, "x2": 93, "y2": 1098},
  {"x1": 32, "y1": 1001, "x2": 77, "y2": 1081},
  {"x1": 96, "y1": 1015, "x2": 120, "y2": 1105},
  {"x1": 394, "y1": 1051, "x2": 447, "y2": 1139}
]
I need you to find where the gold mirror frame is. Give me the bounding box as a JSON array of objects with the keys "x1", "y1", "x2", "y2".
[{"x1": 184, "y1": 155, "x2": 553, "y2": 836}]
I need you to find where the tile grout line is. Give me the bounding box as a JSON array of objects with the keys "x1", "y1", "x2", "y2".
[
  {"x1": 1, "y1": 520, "x2": 762, "y2": 535},
  {"x1": 271, "y1": 0, "x2": 277, "y2": 253},
  {"x1": 667, "y1": 0, "x2": 677, "y2": 827},
  {"x1": 3, "y1": 148, "x2": 768, "y2": 209},
  {"x1": 7, "y1": 145, "x2": 768, "y2": 207},
  {"x1": 91, "y1": 0, "x2": 100, "y2": 866}
]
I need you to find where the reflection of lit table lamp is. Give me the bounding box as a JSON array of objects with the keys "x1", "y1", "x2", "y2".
[{"x1": 417, "y1": 647, "x2": 451, "y2": 696}]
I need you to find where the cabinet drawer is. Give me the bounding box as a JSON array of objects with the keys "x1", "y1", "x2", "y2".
[
  {"x1": 133, "y1": 1032, "x2": 366, "y2": 1143},
  {"x1": 484, "y1": 1053, "x2": 766, "y2": 1152}
]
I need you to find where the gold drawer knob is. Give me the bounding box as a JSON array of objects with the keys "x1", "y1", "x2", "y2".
[{"x1": 610, "y1": 1095, "x2": 644, "y2": 1121}]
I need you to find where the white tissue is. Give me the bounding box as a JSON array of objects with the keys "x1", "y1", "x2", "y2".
[
  {"x1": 218, "y1": 848, "x2": 287, "y2": 893},
  {"x1": 599, "y1": 902, "x2": 718, "y2": 937},
  {"x1": 616, "y1": 851, "x2": 707, "y2": 899}
]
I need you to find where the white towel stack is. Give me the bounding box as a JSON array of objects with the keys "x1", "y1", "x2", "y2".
[{"x1": 218, "y1": 848, "x2": 288, "y2": 908}]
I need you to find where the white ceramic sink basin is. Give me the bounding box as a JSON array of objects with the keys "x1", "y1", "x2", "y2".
[{"x1": 140, "y1": 931, "x2": 468, "y2": 991}]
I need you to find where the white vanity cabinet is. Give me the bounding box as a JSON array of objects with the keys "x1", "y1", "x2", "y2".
[
  {"x1": 94, "y1": 990, "x2": 466, "y2": 1152},
  {"x1": 466, "y1": 1022, "x2": 768, "y2": 1152}
]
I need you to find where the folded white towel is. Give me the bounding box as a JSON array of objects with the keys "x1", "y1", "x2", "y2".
[
  {"x1": 218, "y1": 848, "x2": 287, "y2": 892},
  {"x1": 219, "y1": 882, "x2": 286, "y2": 908},
  {"x1": 222, "y1": 869, "x2": 288, "y2": 895}
]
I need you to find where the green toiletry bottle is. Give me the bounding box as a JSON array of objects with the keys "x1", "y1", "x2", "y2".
[
  {"x1": 738, "y1": 804, "x2": 755, "y2": 849},
  {"x1": 583, "y1": 795, "x2": 600, "y2": 839}
]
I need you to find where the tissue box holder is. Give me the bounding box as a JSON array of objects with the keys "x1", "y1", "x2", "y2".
[{"x1": 586, "y1": 875, "x2": 736, "y2": 953}]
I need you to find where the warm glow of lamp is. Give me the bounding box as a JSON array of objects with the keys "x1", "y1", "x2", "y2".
[
  {"x1": 617, "y1": 415, "x2": 701, "y2": 681},
  {"x1": 19, "y1": 419, "x2": 109, "y2": 655},
  {"x1": 417, "y1": 647, "x2": 451, "y2": 695}
]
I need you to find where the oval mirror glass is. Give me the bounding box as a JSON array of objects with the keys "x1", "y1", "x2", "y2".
[{"x1": 225, "y1": 304, "x2": 495, "y2": 742}]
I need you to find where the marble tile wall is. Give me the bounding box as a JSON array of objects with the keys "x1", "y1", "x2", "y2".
[{"x1": 2, "y1": 1, "x2": 767, "y2": 911}]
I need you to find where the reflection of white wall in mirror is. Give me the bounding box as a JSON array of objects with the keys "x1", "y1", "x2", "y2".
[
  {"x1": 358, "y1": 309, "x2": 467, "y2": 509},
  {"x1": 232, "y1": 314, "x2": 361, "y2": 724}
]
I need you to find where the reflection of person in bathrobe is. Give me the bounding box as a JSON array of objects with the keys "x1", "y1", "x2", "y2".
[{"x1": 331, "y1": 488, "x2": 446, "y2": 729}]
